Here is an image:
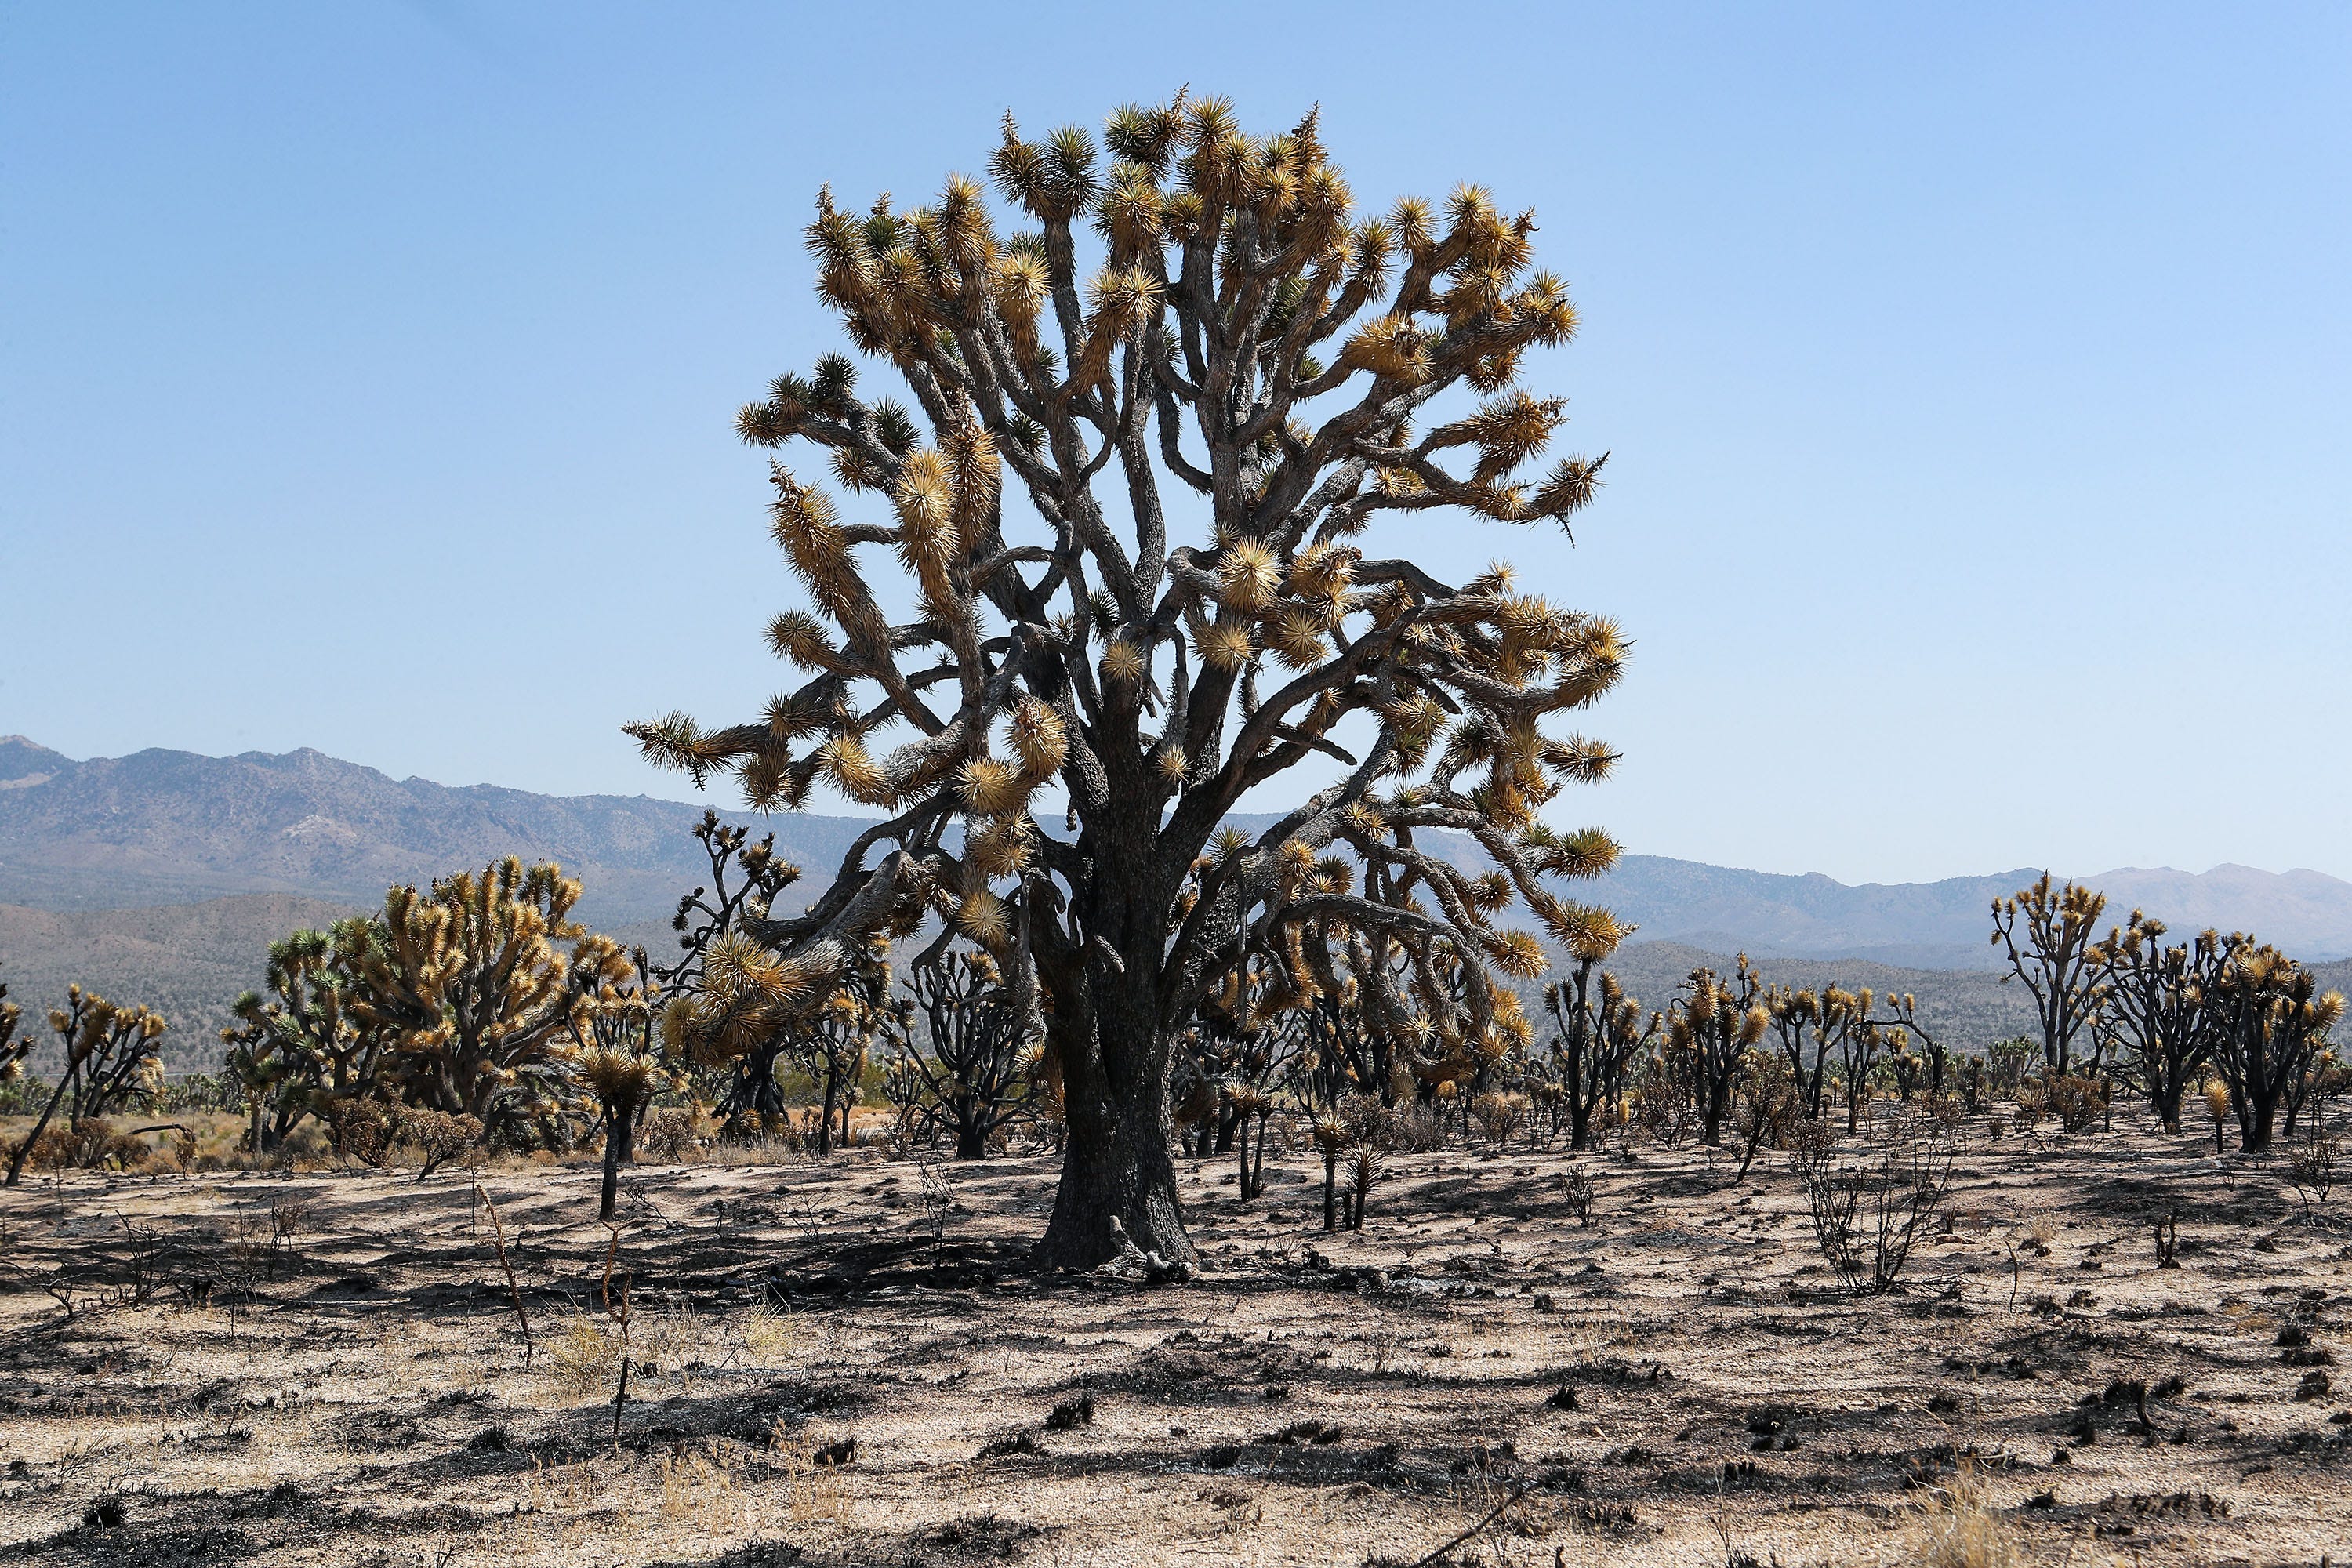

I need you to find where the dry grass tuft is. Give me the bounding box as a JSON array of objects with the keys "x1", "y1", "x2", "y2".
[
  {"x1": 544, "y1": 1312, "x2": 621, "y2": 1401},
  {"x1": 771, "y1": 1426, "x2": 853, "y2": 1525},
  {"x1": 1906, "y1": 1463, "x2": 2023, "y2": 1568},
  {"x1": 656, "y1": 1441, "x2": 746, "y2": 1532},
  {"x1": 739, "y1": 1301, "x2": 805, "y2": 1367}
]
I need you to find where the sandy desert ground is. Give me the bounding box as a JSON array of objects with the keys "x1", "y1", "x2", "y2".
[{"x1": 2, "y1": 1118, "x2": 2348, "y2": 1566}]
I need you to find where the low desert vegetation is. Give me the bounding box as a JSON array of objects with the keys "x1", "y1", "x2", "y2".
[{"x1": 5, "y1": 851, "x2": 2346, "y2": 1564}]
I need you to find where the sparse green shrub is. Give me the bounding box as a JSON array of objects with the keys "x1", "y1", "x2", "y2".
[
  {"x1": 637, "y1": 1105, "x2": 710, "y2": 1162},
  {"x1": 1468, "y1": 1091, "x2": 1523, "y2": 1149},
  {"x1": 2050, "y1": 1074, "x2": 2107, "y2": 1134},
  {"x1": 1726, "y1": 1051, "x2": 1795, "y2": 1181},
  {"x1": 390, "y1": 1109, "x2": 485, "y2": 1180},
  {"x1": 1559, "y1": 1163, "x2": 1596, "y2": 1226},
  {"x1": 2288, "y1": 1127, "x2": 2341, "y2": 1214}
]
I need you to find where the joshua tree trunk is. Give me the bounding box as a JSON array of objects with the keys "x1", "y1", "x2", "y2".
[
  {"x1": 1034, "y1": 999, "x2": 1192, "y2": 1270},
  {"x1": 599, "y1": 1102, "x2": 624, "y2": 1221},
  {"x1": 1701, "y1": 1091, "x2": 1729, "y2": 1147},
  {"x1": 1239, "y1": 1111, "x2": 1268, "y2": 1201},
  {"x1": 729, "y1": 1041, "x2": 789, "y2": 1129},
  {"x1": 954, "y1": 1114, "x2": 987, "y2": 1161},
  {"x1": 593, "y1": 1094, "x2": 647, "y2": 1220},
  {"x1": 4, "y1": 1069, "x2": 76, "y2": 1188},
  {"x1": 2241, "y1": 1090, "x2": 2280, "y2": 1156}
]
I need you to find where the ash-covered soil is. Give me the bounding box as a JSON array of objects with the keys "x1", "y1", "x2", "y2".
[{"x1": 2, "y1": 1122, "x2": 2347, "y2": 1566}]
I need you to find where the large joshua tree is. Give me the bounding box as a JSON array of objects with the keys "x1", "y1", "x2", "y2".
[{"x1": 630, "y1": 95, "x2": 1626, "y2": 1267}]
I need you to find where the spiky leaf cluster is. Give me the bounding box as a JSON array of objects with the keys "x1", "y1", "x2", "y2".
[{"x1": 336, "y1": 857, "x2": 635, "y2": 1144}]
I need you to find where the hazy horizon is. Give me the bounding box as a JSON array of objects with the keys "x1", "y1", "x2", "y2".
[{"x1": 11, "y1": 731, "x2": 2348, "y2": 895}]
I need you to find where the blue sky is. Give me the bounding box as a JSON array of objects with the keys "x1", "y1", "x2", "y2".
[{"x1": 5, "y1": 2, "x2": 2347, "y2": 884}]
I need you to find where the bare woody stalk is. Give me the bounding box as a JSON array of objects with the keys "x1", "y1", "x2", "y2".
[
  {"x1": 630, "y1": 94, "x2": 1628, "y2": 1268},
  {"x1": 602, "y1": 1223, "x2": 633, "y2": 1439},
  {"x1": 476, "y1": 1185, "x2": 534, "y2": 1370}
]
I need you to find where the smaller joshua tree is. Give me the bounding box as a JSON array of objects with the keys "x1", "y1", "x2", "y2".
[
  {"x1": 1176, "y1": 945, "x2": 1305, "y2": 1186},
  {"x1": 1828, "y1": 990, "x2": 1894, "y2": 1132},
  {"x1": 341, "y1": 858, "x2": 635, "y2": 1149},
  {"x1": 792, "y1": 942, "x2": 901, "y2": 1153},
  {"x1": 888, "y1": 950, "x2": 1039, "y2": 1158},
  {"x1": 1666, "y1": 960, "x2": 1766, "y2": 1145},
  {"x1": 568, "y1": 950, "x2": 670, "y2": 1221},
  {"x1": 1766, "y1": 982, "x2": 1863, "y2": 1123},
  {"x1": 1991, "y1": 873, "x2": 2109, "y2": 1076},
  {"x1": 5, "y1": 987, "x2": 168, "y2": 1187},
  {"x1": 220, "y1": 924, "x2": 384, "y2": 1159},
  {"x1": 2092, "y1": 915, "x2": 2222, "y2": 1134},
  {"x1": 1871, "y1": 991, "x2": 1947, "y2": 1103},
  {"x1": 1541, "y1": 940, "x2": 1657, "y2": 1150},
  {"x1": 2205, "y1": 938, "x2": 2343, "y2": 1154},
  {"x1": 655, "y1": 811, "x2": 806, "y2": 1127}
]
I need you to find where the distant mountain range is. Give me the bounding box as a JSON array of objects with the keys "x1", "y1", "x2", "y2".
[
  {"x1": 5, "y1": 735, "x2": 2350, "y2": 1063},
  {"x1": 10, "y1": 736, "x2": 2351, "y2": 958},
  {"x1": 1582, "y1": 857, "x2": 2352, "y2": 970},
  {"x1": 0, "y1": 735, "x2": 868, "y2": 927}
]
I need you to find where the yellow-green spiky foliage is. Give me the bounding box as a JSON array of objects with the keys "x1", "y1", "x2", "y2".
[
  {"x1": 335, "y1": 858, "x2": 635, "y2": 1149},
  {"x1": 2201, "y1": 935, "x2": 2346, "y2": 1154},
  {"x1": 0, "y1": 975, "x2": 24, "y2": 1086},
  {"x1": 4, "y1": 984, "x2": 169, "y2": 1188},
  {"x1": 218, "y1": 922, "x2": 387, "y2": 1160},
  {"x1": 565, "y1": 949, "x2": 674, "y2": 1218},
  {"x1": 627, "y1": 96, "x2": 1628, "y2": 1269},
  {"x1": 1990, "y1": 873, "x2": 2111, "y2": 1076},
  {"x1": 664, "y1": 927, "x2": 834, "y2": 1069},
  {"x1": 1664, "y1": 958, "x2": 1769, "y2": 1146}
]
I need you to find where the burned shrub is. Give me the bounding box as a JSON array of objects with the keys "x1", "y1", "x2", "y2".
[
  {"x1": 2288, "y1": 1128, "x2": 2341, "y2": 1214},
  {"x1": 1559, "y1": 1162, "x2": 1597, "y2": 1227},
  {"x1": 1790, "y1": 1114, "x2": 1955, "y2": 1295}
]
